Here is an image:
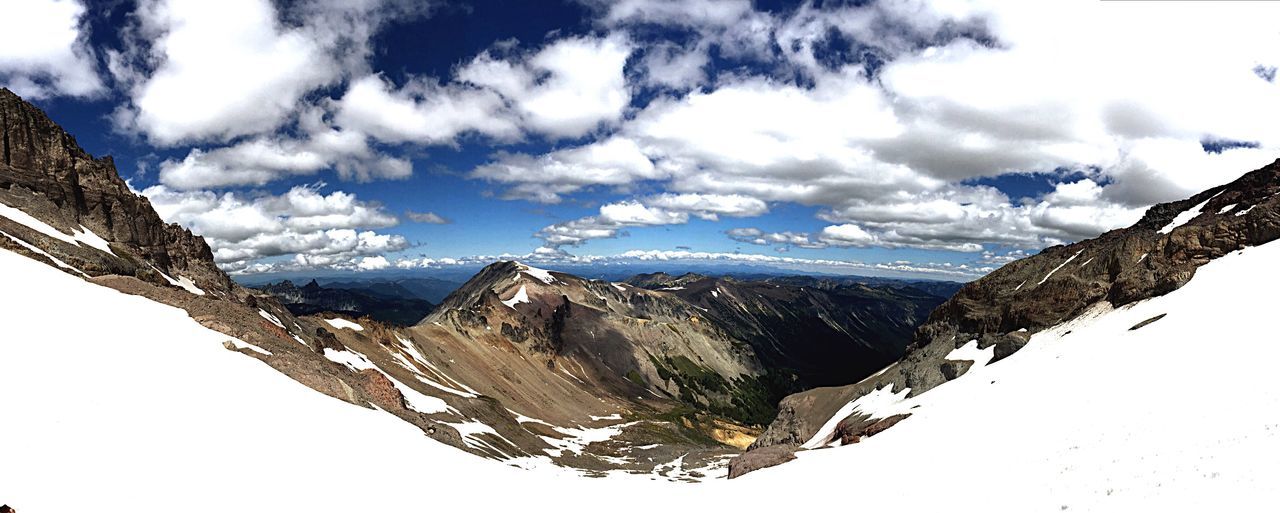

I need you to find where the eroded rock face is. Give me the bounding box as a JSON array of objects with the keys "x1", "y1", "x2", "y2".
[
  {"x1": 738, "y1": 159, "x2": 1280, "y2": 475},
  {"x1": 0, "y1": 88, "x2": 231, "y2": 296}
]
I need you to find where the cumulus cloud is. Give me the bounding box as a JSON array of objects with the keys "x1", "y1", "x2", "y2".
[
  {"x1": 471, "y1": 137, "x2": 661, "y2": 203},
  {"x1": 155, "y1": 108, "x2": 411, "y2": 190},
  {"x1": 109, "y1": 0, "x2": 428, "y2": 145},
  {"x1": 0, "y1": 0, "x2": 103, "y2": 98},
  {"x1": 458, "y1": 35, "x2": 633, "y2": 138},
  {"x1": 475, "y1": 0, "x2": 1280, "y2": 257},
  {"x1": 537, "y1": 193, "x2": 768, "y2": 247},
  {"x1": 333, "y1": 74, "x2": 521, "y2": 145},
  {"x1": 141, "y1": 183, "x2": 408, "y2": 271}
]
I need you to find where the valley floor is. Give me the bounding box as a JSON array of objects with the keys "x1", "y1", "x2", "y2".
[{"x1": 3, "y1": 240, "x2": 1280, "y2": 511}]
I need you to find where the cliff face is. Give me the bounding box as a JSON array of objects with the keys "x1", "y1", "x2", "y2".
[{"x1": 0, "y1": 88, "x2": 232, "y2": 296}]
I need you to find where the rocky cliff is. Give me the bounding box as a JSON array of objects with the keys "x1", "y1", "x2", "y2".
[{"x1": 0, "y1": 88, "x2": 231, "y2": 296}]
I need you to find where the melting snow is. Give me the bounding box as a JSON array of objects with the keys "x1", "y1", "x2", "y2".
[
  {"x1": 394, "y1": 335, "x2": 480, "y2": 397},
  {"x1": 226, "y1": 338, "x2": 272, "y2": 356},
  {"x1": 324, "y1": 318, "x2": 364, "y2": 331},
  {"x1": 324, "y1": 348, "x2": 376, "y2": 371},
  {"x1": 152, "y1": 266, "x2": 206, "y2": 295},
  {"x1": 541, "y1": 421, "x2": 640, "y2": 456},
  {"x1": 445, "y1": 420, "x2": 517, "y2": 455},
  {"x1": 502, "y1": 285, "x2": 530, "y2": 309},
  {"x1": 612, "y1": 283, "x2": 627, "y2": 292},
  {"x1": 1159, "y1": 191, "x2": 1222, "y2": 234},
  {"x1": 516, "y1": 262, "x2": 557, "y2": 284},
  {"x1": 1037, "y1": 249, "x2": 1084, "y2": 286},
  {"x1": 802, "y1": 385, "x2": 912, "y2": 449},
  {"x1": 0, "y1": 202, "x2": 116, "y2": 255},
  {"x1": 660, "y1": 286, "x2": 686, "y2": 291},
  {"x1": 945, "y1": 339, "x2": 996, "y2": 365},
  {"x1": 1236, "y1": 204, "x2": 1257, "y2": 217},
  {"x1": 258, "y1": 309, "x2": 285, "y2": 329},
  {"x1": 0, "y1": 229, "x2": 86, "y2": 276},
  {"x1": 1218, "y1": 203, "x2": 1238, "y2": 215},
  {"x1": 324, "y1": 347, "x2": 451, "y2": 414},
  {"x1": 590, "y1": 413, "x2": 623, "y2": 421}
]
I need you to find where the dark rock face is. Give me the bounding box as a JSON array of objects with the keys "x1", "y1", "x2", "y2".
[
  {"x1": 835, "y1": 413, "x2": 910, "y2": 445},
  {"x1": 0, "y1": 88, "x2": 231, "y2": 295},
  {"x1": 739, "y1": 158, "x2": 1280, "y2": 475}
]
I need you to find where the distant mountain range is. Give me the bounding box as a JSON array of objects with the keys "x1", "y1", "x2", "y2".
[{"x1": 253, "y1": 279, "x2": 437, "y2": 326}]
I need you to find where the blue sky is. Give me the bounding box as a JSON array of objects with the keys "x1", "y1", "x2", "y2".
[{"x1": 3, "y1": 0, "x2": 1280, "y2": 280}]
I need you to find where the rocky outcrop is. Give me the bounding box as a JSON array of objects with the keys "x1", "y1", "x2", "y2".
[
  {"x1": 0, "y1": 88, "x2": 231, "y2": 296},
  {"x1": 726, "y1": 445, "x2": 797, "y2": 478},
  {"x1": 738, "y1": 158, "x2": 1280, "y2": 476}
]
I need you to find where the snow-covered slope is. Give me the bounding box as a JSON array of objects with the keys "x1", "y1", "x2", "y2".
[
  {"x1": 745, "y1": 240, "x2": 1280, "y2": 510},
  {"x1": 4, "y1": 235, "x2": 1280, "y2": 510}
]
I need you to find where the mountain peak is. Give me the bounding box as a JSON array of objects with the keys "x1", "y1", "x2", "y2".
[{"x1": 0, "y1": 89, "x2": 233, "y2": 297}]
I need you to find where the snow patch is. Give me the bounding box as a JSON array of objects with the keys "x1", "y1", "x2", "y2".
[
  {"x1": 516, "y1": 262, "x2": 557, "y2": 284},
  {"x1": 542, "y1": 421, "x2": 640, "y2": 456},
  {"x1": 0, "y1": 229, "x2": 86, "y2": 276},
  {"x1": 945, "y1": 339, "x2": 996, "y2": 366},
  {"x1": 258, "y1": 309, "x2": 285, "y2": 329},
  {"x1": 502, "y1": 285, "x2": 530, "y2": 309},
  {"x1": 1218, "y1": 203, "x2": 1238, "y2": 215},
  {"x1": 324, "y1": 318, "x2": 364, "y2": 331},
  {"x1": 226, "y1": 338, "x2": 272, "y2": 356},
  {"x1": 0, "y1": 202, "x2": 115, "y2": 255},
  {"x1": 1159, "y1": 191, "x2": 1222, "y2": 234},
  {"x1": 152, "y1": 265, "x2": 206, "y2": 295},
  {"x1": 1037, "y1": 249, "x2": 1084, "y2": 285}
]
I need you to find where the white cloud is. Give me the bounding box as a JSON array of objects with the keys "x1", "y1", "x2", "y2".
[
  {"x1": 457, "y1": 34, "x2": 633, "y2": 138},
  {"x1": 405, "y1": 211, "x2": 450, "y2": 224},
  {"x1": 475, "y1": 0, "x2": 1280, "y2": 256},
  {"x1": 113, "y1": 0, "x2": 337, "y2": 144},
  {"x1": 0, "y1": 0, "x2": 103, "y2": 98},
  {"x1": 356, "y1": 255, "x2": 390, "y2": 271},
  {"x1": 819, "y1": 224, "x2": 876, "y2": 247},
  {"x1": 536, "y1": 193, "x2": 768, "y2": 247},
  {"x1": 637, "y1": 42, "x2": 709, "y2": 90},
  {"x1": 379, "y1": 247, "x2": 990, "y2": 280},
  {"x1": 155, "y1": 107, "x2": 411, "y2": 190},
  {"x1": 472, "y1": 137, "x2": 661, "y2": 203},
  {"x1": 141, "y1": 183, "x2": 407, "y2": 270},
  {"x1": 333, "y1": 74, "x2": 521, "y2": 144}
]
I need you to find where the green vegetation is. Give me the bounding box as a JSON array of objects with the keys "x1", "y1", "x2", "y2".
[
  {"x1": 647, "y1": 353, "x2": 795, "y2": 426},
  {"x1": 624, "y1": 369, "x2": 648, "y2": 387}
]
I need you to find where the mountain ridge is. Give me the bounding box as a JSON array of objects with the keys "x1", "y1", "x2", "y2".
[{"x1": 732, "y1": 157, "x2": 1280, "y2": 477}]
